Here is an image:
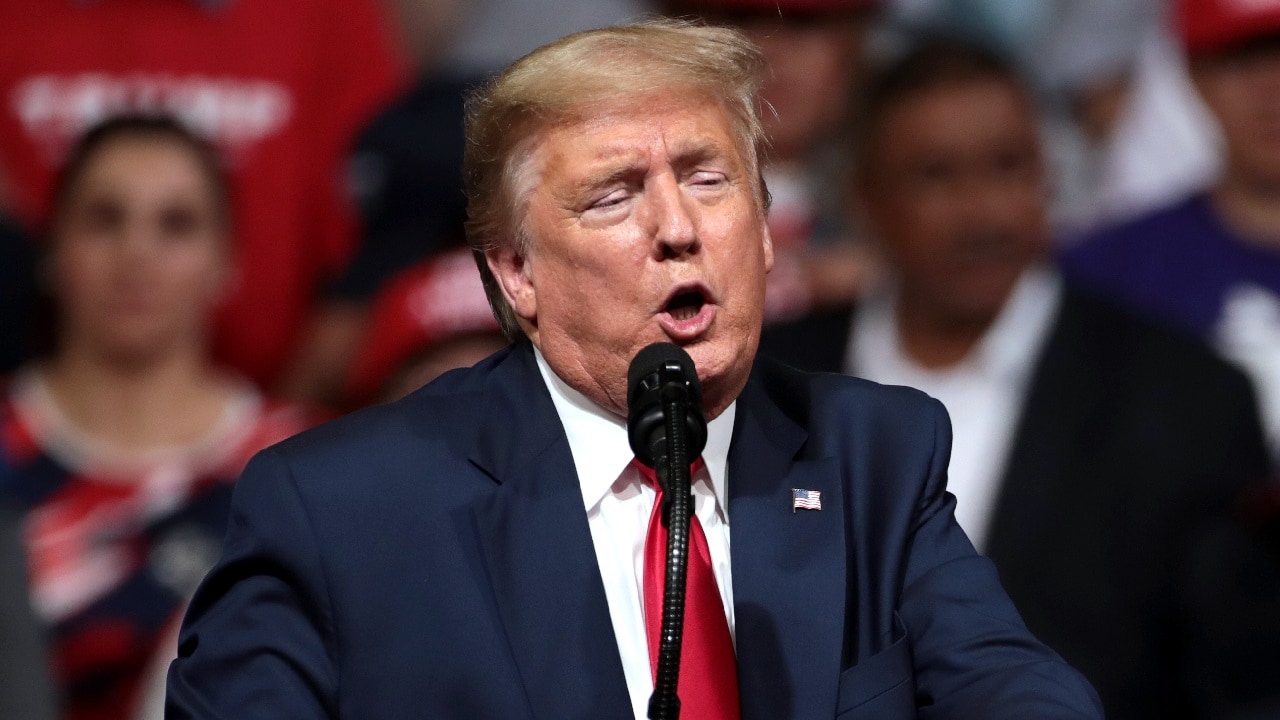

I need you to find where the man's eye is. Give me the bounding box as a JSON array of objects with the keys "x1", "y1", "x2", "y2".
[
  {"x1": 159, "y1": 207, "x2": 201, "y2": 239},
  {"x1": 689, "y1": 171, "x2": 726, "y2": 187},
  {"x1": 590, "y1": 190, "x2": 628, "y2": 210},
  {"x1": 79, "y1": 200, "x2": 124, "y2": 233}
]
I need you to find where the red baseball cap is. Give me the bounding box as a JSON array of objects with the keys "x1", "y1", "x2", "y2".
[
  {"x1": 1179, "y1": 0, "x2": 1280, "y2": 55},
  {"x1": 345, "y1": 249, "x2": 501, "y2": 405}
]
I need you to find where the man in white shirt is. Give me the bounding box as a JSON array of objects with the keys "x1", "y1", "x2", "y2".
[
  {"x1": 166, "y1": 21, "x2": 1102, "y2": 719},
  {"x1": 761, "y1": 38, "x2": 1277, "y2": 719}
]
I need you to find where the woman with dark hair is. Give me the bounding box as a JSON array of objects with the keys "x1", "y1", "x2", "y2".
[{"x1": 0, "y1": 115, "x2": 317, "y2": 720}]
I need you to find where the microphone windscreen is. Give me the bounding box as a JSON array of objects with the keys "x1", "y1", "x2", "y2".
[
  {"x1": 626, "y1": 342, "x2": 708, "y2": 465},
  {"x1": 627, "y1": 342, "x2": 701, "y2": 409}
]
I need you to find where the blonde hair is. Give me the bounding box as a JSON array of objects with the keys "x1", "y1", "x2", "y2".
[{"x1": 463, "y1": 18, "x2": 771, "y2": 341}]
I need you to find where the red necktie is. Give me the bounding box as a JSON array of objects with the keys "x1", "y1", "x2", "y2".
[{"x1": 637, "y1": 459, "x2": 740, "y2": 720}]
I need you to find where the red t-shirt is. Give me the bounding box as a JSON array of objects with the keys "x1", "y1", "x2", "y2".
[{"x1": 0, "y1": 0, "x2": 409, "y2": 387}]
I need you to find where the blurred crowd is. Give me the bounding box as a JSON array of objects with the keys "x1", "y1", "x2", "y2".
[{"x1": 0, "y1": 0, "x2": 1277, "y2": 719}]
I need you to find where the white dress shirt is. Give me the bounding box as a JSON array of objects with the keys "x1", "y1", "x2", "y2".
[
  {"x1": 534, "y1": 350, "x2": 737, "y2": 720},
  {"x1": 848, "y1": 267, "x2": 1062, "y2": 551}
]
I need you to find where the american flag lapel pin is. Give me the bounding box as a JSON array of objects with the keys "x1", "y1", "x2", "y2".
[{"x1": 792, "y1": 488, "x2": 822, "y2": 513}]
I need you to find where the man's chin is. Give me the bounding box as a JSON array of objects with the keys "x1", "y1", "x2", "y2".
[
  {"x1": 682, "y1": 339, "x2": 722, "y2": 375},
  {"x1": 690, "y1": 346, "x2": 753, "y2": 414}
]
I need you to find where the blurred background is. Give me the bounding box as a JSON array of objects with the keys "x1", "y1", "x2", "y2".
[{"x1": 0, "y1": 1, "x2": 1277, "y2": 719}]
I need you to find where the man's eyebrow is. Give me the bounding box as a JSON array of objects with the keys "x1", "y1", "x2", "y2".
[
  {"x1": 572, "y1": 163, "x2": 644, "y2": 196},
  {"x1": 670, "y1": 138, "x2": 732, "y2": 170}
]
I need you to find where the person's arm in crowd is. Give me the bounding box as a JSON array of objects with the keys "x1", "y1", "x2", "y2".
[
  {"x1": 0, "y1": 503, "x2": 57, "y2": 720},
  {"x1": 280, "y1": 304, "x2": 370, "y2": 409}
]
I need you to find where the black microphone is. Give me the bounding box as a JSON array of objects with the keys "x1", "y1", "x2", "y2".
[
  {"x1": 627, "y1": 342, "x2": 708, "y2": 478},
  {"x1": 626, "y1": 342, "x2": 708, "y2": 720}
]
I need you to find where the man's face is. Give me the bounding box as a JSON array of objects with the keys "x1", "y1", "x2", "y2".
[
  {"x1": 1192, "y1": 38, "x2": 1280, "y2": 189},
  {"x1": 487, "y1": 92, "x2": 773, "y2": 420},
  {"x1": 858, "y1": 78, "x2": 1049, "y2": 328}
]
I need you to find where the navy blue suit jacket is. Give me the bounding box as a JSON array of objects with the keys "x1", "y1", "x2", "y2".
[{"x1": 166, "y1": 343, "x2": 1101, "y2": 719}]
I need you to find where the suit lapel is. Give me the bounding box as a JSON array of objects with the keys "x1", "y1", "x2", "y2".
[
  {"x1": 986, "y1": 292, "x2": 1104, "y2": 569},
  {"x1": 729, "y1": 375, "x2": 848, "y2": 720},
  {"x1": 468, "y1": 346, "x2": 633, "y2": 720}
]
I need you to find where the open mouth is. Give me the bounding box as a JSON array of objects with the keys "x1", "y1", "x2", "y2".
[{"x1": 664, "y1": 289, "x2": 707, "y2": 322}]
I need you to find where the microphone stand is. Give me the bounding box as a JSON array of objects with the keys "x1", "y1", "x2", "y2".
[{"x1": 647, "y1": 383, "x2": 693, "y2": 720}]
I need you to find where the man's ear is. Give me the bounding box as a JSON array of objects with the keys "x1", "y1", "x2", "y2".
[
  {"x1": 485, "y1": 244, "x2": 537, "y2": 322},
  {"x1": 760, "y1": 219, "x2": 775, "y2": 274}
]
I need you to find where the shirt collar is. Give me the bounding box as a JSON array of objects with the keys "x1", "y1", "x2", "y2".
[
  {"x1": 854, "y1": 264, "x2": 1063, "y2": 383},
  {"x1": 971, "y1": 265, "x2": 1063, "y2": 380},
  {"x1": 534, "y1": 348, "x2": 735, "y2": 519}
]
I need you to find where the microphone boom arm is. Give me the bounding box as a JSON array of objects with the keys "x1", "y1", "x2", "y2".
[
  {"x1": 648, "y1": 383, "x2": 694, "y2": 720},
  {"x1": 626, "y1": 342, "x2": 708, "y2": 720}
]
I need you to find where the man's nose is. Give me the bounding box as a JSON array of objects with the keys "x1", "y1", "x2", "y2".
[
  {"x1": 957, "y1": 174, "x2": 1023, "y2": 228},
  {"x1": 650, "y1": 176, "x2": 699, "y2": 259},
  {"x1": 119, "y1": 219, "x2": 155, "y2": 259}
]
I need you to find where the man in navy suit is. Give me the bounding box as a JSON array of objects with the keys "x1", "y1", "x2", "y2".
[{"x1": 165, "y1": 20, "x2": 1101, "y2": 719}]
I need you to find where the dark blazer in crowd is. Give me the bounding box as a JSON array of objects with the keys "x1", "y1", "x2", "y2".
[
  {"x1": 759, "y1": 284, "x2": 1279, "y2": 719},
  {"x1": 0, "y1": 501, "x2": 57, "y2": 720},
  {"x1": 167, "y1": 342, "x2": 1101, "y2": 719}
]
